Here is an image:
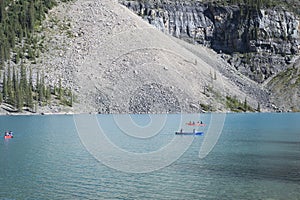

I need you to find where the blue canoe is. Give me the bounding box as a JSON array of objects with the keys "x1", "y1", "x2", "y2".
[{"x1": 175, "y1": 132, "x2": 204, "y2": 135}]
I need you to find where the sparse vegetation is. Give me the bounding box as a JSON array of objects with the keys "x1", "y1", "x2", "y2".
[
  {"x1": 0, "y1": 0, "x2": 74, "y2": 112},
  {"x1": 0, "y1": 66, "x2": 73, "y2": 112},
  {"x1": 267, "y1": 65, "x2": 300, "y2": 112},
  {"x1": 200, "y1": 103, "x2": 214, "y2": 112},
  {"x1": 226, "y1": 95, "x2": 255, "y2": 112}
]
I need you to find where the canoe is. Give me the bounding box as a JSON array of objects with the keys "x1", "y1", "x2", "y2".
[
  {"x1": 186, "y1": 123, "x2": 206, "y2": 127},
  {"x1": 175, "y1": 132, "x2": 204, "y2": 135},
  {"x1": 4, "y1": 135, "x2": 13, "y2": 139}
]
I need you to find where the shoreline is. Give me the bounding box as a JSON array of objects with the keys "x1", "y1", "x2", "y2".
[
  {"x1": 0, "y1": 110, "x2": 298, "y2": 116},
  {"x1": 0, "y1": 102, "x2": 296, "y2": 116}
]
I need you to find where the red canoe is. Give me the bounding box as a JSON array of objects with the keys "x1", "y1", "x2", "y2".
[
  {"x1": 186, "y1": 122, "x2": 206, "y2": 127},
  {"x1": 4, "y1": 135, "x2": 13, "y2": 139}
]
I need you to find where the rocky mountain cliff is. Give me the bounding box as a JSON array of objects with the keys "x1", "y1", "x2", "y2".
[
  {"x1": 121, "y1": 0, "x2": 300, "y2": 83},
  {"x1": 2, "y1": 0, "x2": 299, "y2": 114},
  {"x1": 268, "y1": 57, "x2": 300, "y2": 111},
  {"x1": 25, "y1": 0, "x2": 270, "y2": 114},
  {"x1": 120, "y1": 0, "x2": 300, "y2": 110}
]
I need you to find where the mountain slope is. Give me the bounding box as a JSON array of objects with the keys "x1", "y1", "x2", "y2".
[
  {"x1": 268, "y1": 58, "x2": 300, "y2": 112},
  {"x1": 119, "y1": 0, "x2": 300, "y2": 112},
  {"x1": 29, "y1": 0, "x2": 269, "y2": 114}
]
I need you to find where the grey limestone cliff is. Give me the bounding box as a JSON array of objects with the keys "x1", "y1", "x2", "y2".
[{"x1": 121, "y1": 0, "x2": 300, "y2": 83}]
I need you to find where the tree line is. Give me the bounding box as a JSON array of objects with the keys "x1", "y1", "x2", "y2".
[
  {"x1": 1, "y1": 65, "x2": 73, "y2": 112},
  {"x1": 0, "y1": 0, "x2": 72, "y2": 66},
  {"x1": 0, "y1": 0, "x2": 56, "y2": 66},
  {"x1": 0, "y1": 0, "x2": 73, "y2": 111}
]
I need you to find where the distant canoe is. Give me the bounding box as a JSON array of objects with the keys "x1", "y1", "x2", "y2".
[
  {"x1": 4, "y1": 135, "x2": 13, "y2": 139},
  {"x1": 186, "y1": 122, "x2": 206, "y2": 127},
  {"x1": 175, "y1": 132, "x2": 203, "y2": 135}
]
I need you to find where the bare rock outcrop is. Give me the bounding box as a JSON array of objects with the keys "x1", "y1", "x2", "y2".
[
  {"x1": 31, "y1": 0, "x2": 274, "y2": 113},
  {"x1": 121, "y1": 0, "x2": 300, "y2": 83}
]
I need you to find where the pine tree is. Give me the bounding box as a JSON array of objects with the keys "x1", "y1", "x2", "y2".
[
  {"x1": 12, "y1": 66, "x2": 17, "y2": 93},
  {"x1": 58, "y1": 78, "x2": 63, "y2": 101},
  {"x1": 257, "y1": 102, "x2": 261, "y2": 112},
  {"x1": 67, "y1": 89, "x2": 73, "y2": 107},
  {"x1": 20, "y1": 64, "x2": 27, "y2": 92},
  {"x1": 2, "y1": 69, "x2": 7, "y2": 100},
  {"x1": 35, "y1": 71, "x2": 40, "y2": 101},
  {"x1": 38, "y1": 74, "x2": 44, "y2": 102},
  {"x1": 14, "y1": 51, "x2": 20, "y2": 64},
  {"x1": 28, "y1": 1, "x2": 35, "y2": 31},
  {"x1": 7, "y1": 66, "x2": 12, "y2": 103},
  {"x1": 27, "y1": 68, "x2": 34, "y2": 109},
  {"x1": 41, "y1": 72, "x2": 46, "y2": 100},
  {"x1": 45, "y1": 86, "x2": 51, "y2": 104},
  {"x1": 0, "y1": 0, "x2": 5, "y2": 23},
  {"x1": 29, "y1": 68, "x2": 33, "y2": 90},
  {"x1": 10, "y1": 66, "x2": 18, "y2": 106},
  {"x1": 0, "y1": 46, "x2": 4, "y2": 68},
  {"x1": 0, "y1": 28, "x2": 5, "y2": 67},
  {"x1": 0, "y1": 70, "x2": 2, "y2": 103},
  {"x1": 244, "y1": 97, "x2": 248, "y2": 112},
  {"x1": 27, "y1": 83, "x2": 33, "y2": 110},
  {"x1": 16, "y1": 83, "x2": 23, "y2": 111}
]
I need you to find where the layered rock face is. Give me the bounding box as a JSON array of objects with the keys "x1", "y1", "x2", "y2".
[{"x1": 121, "y1": 0, "x2": 300, "y2": 83}]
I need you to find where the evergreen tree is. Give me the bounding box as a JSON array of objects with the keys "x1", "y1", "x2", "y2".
[
  {"x1": 14, "y1": 51, "x2": 20, "y2": 64},
  {"x1": 6, "y1": 66, "x2": 12, "y2": 103},
  {"x1": 2, "y1": 69, "x2": 7, "y2": 100},
  {"x1": 0, "y1": 0, "x2": 5, "y2": 23},
  {"x1": 27, "y1": 83, "x2": 34, "y2": 110},
  {"x1": 12, "y1": 66, "x2": 17, "y2": 93},
  {"x1": 16, "y1": 83, "x2": 23, "y2": 111},
  {"x1": 35, "y1": 71, "x2": 40, "y2": 101},
  {"x1": 38, "y1": 72, "x2": 44, "y2": 102},
  {"x1": 0, "y1": 46, "x2": 4, "y2": 68},
  {"x1": 29, "y1": 68, "x2": 33, "y2": 90},
  {"x1": 58, "y1": 78, "x2": 63, "y2": 101},
  {"x1": 67, "y1": 89, "x2": 73, "y2": 107},
  {"x1": 45, "y1": 86, "x2": 51, "y2": 103},
  {"x1": 257, "y1": 102, "x2": 261, "y2": 112},
  {"x1": 41, "y1": 72, "x2": 46, "y2": 99},
  {"x1": 244, "y1": 97, "x2": 248, "y2": 112},
  {"x1": 28, "y1": 1, "x2": 35, "y2": 31},
  {"x1": 20, "y1": 64, "x2": 27, "y2": 92},
  {"x1": 27, "y1": 68, "x2": 34, "y2": 109}
]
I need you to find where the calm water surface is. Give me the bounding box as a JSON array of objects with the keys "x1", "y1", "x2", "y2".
[{"x1": 0, "y1": 113, "x2": 299, "y2": 199}]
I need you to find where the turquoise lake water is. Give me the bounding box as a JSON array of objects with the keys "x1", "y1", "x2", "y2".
[{"x1": 0, "y1": 113, "x2": 299, "y2": 199}]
